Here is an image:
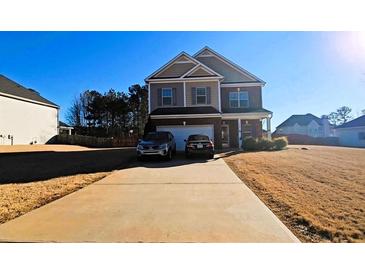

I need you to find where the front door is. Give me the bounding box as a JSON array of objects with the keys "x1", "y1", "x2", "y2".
[{"x1": 221, "y1": 124, "x2": 229, "y2": 147}]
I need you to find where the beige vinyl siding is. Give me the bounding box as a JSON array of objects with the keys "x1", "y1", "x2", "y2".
[
  {"x1": 150, "y1": 82, "x2": 184, "y2": 112},
  {"x1": 188, "y1": 67, "x2": 213, "y2": 77},
  {"x1": 155, "y1": 63, "x2": 196, "y2": 78},
  {"x1": 185, "y1": 81, "x2": 219, "y2": 109},
  {"x1": 221, "y1": 86, "x2": 262, "y2": 112},
  {"x1": 196, "y1": 56, "x2": 254, "y2": 83}
]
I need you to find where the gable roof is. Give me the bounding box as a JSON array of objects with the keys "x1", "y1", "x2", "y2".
[
  {"x1": 145, "y1": 51, "x2": 223, "y2": 81},
  {"x1": 0, "y1": 74, "x2": 58, "y2": 108},
  {"x1": 277, "y1": 114, "x2": 324, "y2": 128},
  {"x1": 193, "y1": 46, "x2": 266, "y2": 84},
  {"x1": 335, "y1": 115, "x2": 365, "y2": 129}
]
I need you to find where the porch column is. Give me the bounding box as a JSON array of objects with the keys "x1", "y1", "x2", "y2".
[
  {"x1": 68, "y1": 128, "x2": 72, "y2": 135},
  {"x1": 238, "y1": 118, "x2": 242, "y2": 148},
  {"x1": 267, "y1": 116, "x2": 272, "y2": 140}
]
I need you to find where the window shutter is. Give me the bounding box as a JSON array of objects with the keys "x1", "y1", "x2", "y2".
[
  {"x1": 172, "y1": 88, "x2": 177, "y2": 105},
  {"x1": 206, "y1": 87, "x2": 211, "y2": 104},
  {"x1": 192, "y1": 87, "x2": 197, "y2": 105},
  {"x1": 157, "y1": 88, "x2": 162, "y2": 106}
]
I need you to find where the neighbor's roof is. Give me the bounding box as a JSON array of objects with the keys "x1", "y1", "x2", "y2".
[
  {"x1": 59, "y1": 121, "x2": 73, "y2": 128},
  {"x1": 150, "y1": 106, "x2": 220, "y2": 115},
  {"x1": 335, "y1": 115, "x2": 365, "y2": 129},
  {"x1": 277, "y1": 113, "x2": 323, "y2": 128},
  {"x1": 0, "y1": 74, "x2": 58, "y2": 108}
]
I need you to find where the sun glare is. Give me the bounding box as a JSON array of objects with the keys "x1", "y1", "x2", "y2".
[{"x1": 334, "y1": 32, "x2": 365, "y2": 64}]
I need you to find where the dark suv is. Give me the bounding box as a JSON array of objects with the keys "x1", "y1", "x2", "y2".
[
  {"x1": 137, "y1": 131, "x2": 176, "y2": 161},
  {"x1": 185, "y1": 134, "x2": 214, "y2": 159}
]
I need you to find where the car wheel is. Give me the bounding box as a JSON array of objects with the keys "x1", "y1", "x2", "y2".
[{"x1": 165, "y1": 149, "x2": 172, "y2": 161}]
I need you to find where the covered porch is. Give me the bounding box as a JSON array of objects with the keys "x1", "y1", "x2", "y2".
[{"x1": 221, "y1": 112, "x2": 272, "y2": 149}]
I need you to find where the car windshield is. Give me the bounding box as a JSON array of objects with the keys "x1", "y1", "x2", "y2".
[
  {"x1": 144, "y1": 132, "x2": 169, "y2": 141},
  {"x1": 188, "y1": 135, "x2": 210, "y2": 141}
]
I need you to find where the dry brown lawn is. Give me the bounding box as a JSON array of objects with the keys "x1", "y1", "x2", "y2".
[
  {"x1": 0, "y1": 172, "x2": 109, "y2": 224},
  {"x1": 0, "y1": 145, "x2": 134, "y2": 224},
  {"x1": 224, "y1": 145, "x2": 365, "y2": 243}
]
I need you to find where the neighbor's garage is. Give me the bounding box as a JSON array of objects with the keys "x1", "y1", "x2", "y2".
[{"x1": 156, "y1": 125, "x2": 214, "y2": 151}]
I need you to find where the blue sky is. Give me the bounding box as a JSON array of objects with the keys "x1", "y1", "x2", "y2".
[{"x1": 0, "y1": 31, "x2": 364, "y2": 128}]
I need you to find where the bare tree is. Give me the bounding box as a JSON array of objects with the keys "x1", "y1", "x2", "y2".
[
  {"x1": 66, "y1": 96, "x2": 84, "y2": 126},
  {"x1": 327, "y1": 106, "x2": 352, "y2": 126}
]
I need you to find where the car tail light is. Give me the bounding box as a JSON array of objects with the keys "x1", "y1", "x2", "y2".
[
  {"x1": 207, "y1": 141, "x2": 214, "y2": 148},
  {"x1": 187, "y1": 143, "x2": 195, "y2": 148}
]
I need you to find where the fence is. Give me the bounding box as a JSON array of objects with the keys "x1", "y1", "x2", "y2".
[
  {"x1": 51, "y1": 134, "x2": 139, "y2": 148},
  {"x1": 273, "y1": 134, "x2": 339, "y2": 146}
]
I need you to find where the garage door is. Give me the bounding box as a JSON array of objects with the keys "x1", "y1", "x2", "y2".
[{"x1": 156, "y1": 125, "x2": 214, "y2": 151}]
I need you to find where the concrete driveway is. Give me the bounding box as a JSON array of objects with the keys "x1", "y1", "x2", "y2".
[{"x1": 0, "y1": 155, "x2": 299, "y2": 242}]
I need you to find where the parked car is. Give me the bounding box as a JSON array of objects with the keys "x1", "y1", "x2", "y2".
[
  {"x1": 184, "y1": 134, "x2": 214, "y2": 159},
  {"x1": 137, "y1": 131, "x2": 176, "y2": 161}
]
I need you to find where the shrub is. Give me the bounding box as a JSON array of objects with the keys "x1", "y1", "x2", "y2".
[
  {"x1": 242, "y1": 136, "x2": 258, "y2": 151},
  {"x1": 257, "y1": 138, "x2": 275, "y2": 151},
  {"x1": 273, "y1": 137, "x2": 288, "y2": 150},
  {"x1": 242, "y1": 136, "x2": 287, "y2": 151}
]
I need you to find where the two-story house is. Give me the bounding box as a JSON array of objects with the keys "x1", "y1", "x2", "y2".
[
  {"x1": 275, "y1": 113, "x2": 333, "y2": 138},
  {"x1": 145, "y1": 46, "x2": 272, "y2": 150}
]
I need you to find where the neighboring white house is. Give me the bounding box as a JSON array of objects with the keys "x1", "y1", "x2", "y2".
[
  {"x1": 275, "y1": 113, "x2": 333, "y2": 137},
  {"x1": 0, "y1": 74, "x2": 59, "y2": 145},
  {"x1": 335, "y1": 115, "x2": 365, "y2": 148}
]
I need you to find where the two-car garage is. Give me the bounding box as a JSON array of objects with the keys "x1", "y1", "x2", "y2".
[{"x1": 156, "y1": 125, "x2": 214, "y2": 151}]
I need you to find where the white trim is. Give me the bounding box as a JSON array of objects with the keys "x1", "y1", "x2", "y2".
[
  {"x1": 175, "y1": 60, "x2": 195, "y2": 64},
  {"x1": 238, "y1": 118, "x2": 242, "y2": 148},
  {"x1": 148, "y1": 77, "x2": 222, "y2": 83},
  {"x1": 148, "y1": 83, "x2": 151, "y2": 114},
  {"x1": 180, "y1": 65, "x2": 216, "y2": 78},
  {"x1": 194, "y1": 46, "x2": 266, "y2": 84},
  {"x1": 222, "y1": 112, "x2": 271, "y2": 119},
  {"x1": 145, "y1": 52, "x2": 198, "y2": 81},
  {"x1": 221, "y1": 83, "x2": 264, "y2": 88},
  {"x1": 145, "y1": 51, "x2": 223, "y2": 82},
  {"x1": 183, "y1": 82, "x2": 186, "y2": 107},
  {"x1": 0, "y1": 91, "x2": 59, "y2": 109},
  {"x1": 196, "y1": 54, "x2": 215, "y2": 57},
  {"x1": 181, "y1": 64, "x2": 224, "y2": 79},
  {"x1": 151, "y1": 113, "x2": 221, "y2": 119},
  {"x1": 267, "y1": 117, "x2": 272, "y2": 140},
  {"x1": 180, "y1": 64, "x2": 200, "y2": 78},
  {"x1": 217, "y1": 80, "x2": 221, "y2": 112}
]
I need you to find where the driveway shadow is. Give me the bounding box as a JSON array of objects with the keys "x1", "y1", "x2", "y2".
[
  {"x1": 131, "y1": 152, "x2": 219, "y2": 169},
  {"x1": 0, "y1": 148, "x2": 135, "y2": 184}
]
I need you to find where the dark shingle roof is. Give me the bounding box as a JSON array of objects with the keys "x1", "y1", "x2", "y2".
[
  {"x1": 222, "y1": 108, "x2": 272, "y2": 114},
  {"x1": 277, "y1": 114, "x2": 323, "y2": 128},
  {"x1": 335, "y1": 115, "x2": 365, "y2": 129},
  {"x1": 150, "y1": 106, "x2": 220, "y2": 115},
  {"x1": 59, "y1": 121, "x2": 71, "y2": 127},
  {"x1": 0, "y1": 74, "x2": 58, "y2": 107}
]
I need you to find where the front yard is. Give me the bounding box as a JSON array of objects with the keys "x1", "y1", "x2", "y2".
[
  {"x1": 0, "y1": 145, "x2": 134, "y2": 224},
  {"x1": 224, "y1": 145, "x2": 365, "y2": 243}
]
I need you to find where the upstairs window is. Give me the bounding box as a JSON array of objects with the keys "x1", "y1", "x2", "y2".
[
  {"x1": 359, "y1": 132, "x2": 365, "y2": 140},
  {"x1": 229, "y1": 91, "x2": 249, "y2": 108},
  {"x1": 196, "y1": 87, "x2": 207, "y2": 104},
  {"x1": 162, "y1": 88, "x2": 172, "y2": 106}
]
